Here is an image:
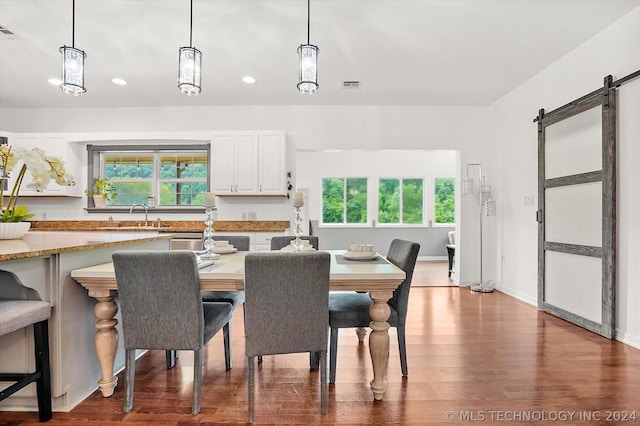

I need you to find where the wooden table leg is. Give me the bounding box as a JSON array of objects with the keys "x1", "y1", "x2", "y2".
[
  {"x1": 368, "y1": 290, "x2": 393, "y2": 400},
  {"x1": 91, "y1": 293, "x2": 119, "y2": 397},
  {"x1": 355, "y1": 327, "x2": 367, "y2": 342}
]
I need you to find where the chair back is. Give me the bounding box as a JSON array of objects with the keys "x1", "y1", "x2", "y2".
[
  {"x1": 212, "y1": 235, "x2": 250, "y2": 251},
  {"x1": 0, "y1": 270, "x2": 42, "y2": 300},
  {"x1": 386, "y1": 239, "x2": 420, "y2": 327},
  {"x1": 244, "y1": 252, "x2": 330, "y2": 357},
  {"x1": 270, "y1": 235, "x2": 319, "y2": 250},
  {"x1": 112, "y1": 250, "x2": 205, "y2": 351}
]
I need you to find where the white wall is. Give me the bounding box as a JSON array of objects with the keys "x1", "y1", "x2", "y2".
[{"x1": 490, "y1": 6, "x2": 640, "y2": 346}]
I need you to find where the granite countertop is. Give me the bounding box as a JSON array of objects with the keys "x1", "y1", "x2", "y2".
[
  {"x1": 28, "y1": 220, "x2": 291, "y2": 233},
  {"x1": 0, "y1": 231, "x2": 173, "y2": 262}
]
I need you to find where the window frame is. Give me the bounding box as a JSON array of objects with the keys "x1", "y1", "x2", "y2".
[
  {"x1": 318, "y1": 174, "x2": 456, "y2": 228},
  {"x1": 376, "y1": 177, "x2": 426, "y2": 227},
  {"x1": 431, "y1": 176, "x2": 456, "y2": 227},
  {"x1": 319, "y1": 176, "x2": 371, "y2": 227},
  {"x1": 86, "y1": 143, "x2": 210, "y2": 213}
]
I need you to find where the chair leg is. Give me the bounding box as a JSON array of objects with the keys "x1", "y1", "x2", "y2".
[
  {"x1": 166, "y1": 350, "x2": 177, "y2": 369},
  {"x1": 329, "y1": 327, "x2": 338, "y2": 384},
  {"x1": 192, "y1": 348, "x2": 203, "y2": 415},
  {"x1": 398, "y1": 325, "x2": 408, "y2": 376},
  {"x1": 33, "y1": 320, "x2": 52, "y2": 422},
  {"x1": 248, "y1": 356, "x2": 255, "y2": 423},
  {"x1": 309, "y1": 351, "x2": 320, "y2": 370},
  {"x1": 320, "y1": 350, "x2": 328, "y2": 414},
  {"x1": 223, "y1": 322, "x2": 232, "y2": 370},
  {"x1": 123, "y1": 349, "x2": 136, "y2": 413}
]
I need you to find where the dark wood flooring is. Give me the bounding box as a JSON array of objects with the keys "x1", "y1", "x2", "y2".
[{"x1": 3, "y1": 272, "x2": 640, "y2": 425}]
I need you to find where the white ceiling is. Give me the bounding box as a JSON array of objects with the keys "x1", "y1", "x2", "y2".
[{"x1": 0, "y1": 0, "x2": 638, "y2": 109}]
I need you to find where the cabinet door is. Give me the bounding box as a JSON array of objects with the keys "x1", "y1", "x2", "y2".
[
  {"x1": 258, "y1": 132, "x2": 287, "y2": 195},
  {"x1": 211, "y1": 134, "x2": 235, "y2": 194},
  {"x1": 234, "y1": 133, "x2": 259, "y2": 194}
]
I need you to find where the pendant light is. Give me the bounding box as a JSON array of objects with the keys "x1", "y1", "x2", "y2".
[
  {"x1": 178, "y1": 0, "x2": 202, "y2": 95},
  {"x1": 297, "y1": 0, "x2": 319, "y2": 94},
  {"x1": 59, "y1": 0, "x2": 86, "y2": 95}
]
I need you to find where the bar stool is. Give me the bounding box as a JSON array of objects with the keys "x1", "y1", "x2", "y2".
[{"x1": 0, "y1": 271, "x2": 52, "y2": 422}]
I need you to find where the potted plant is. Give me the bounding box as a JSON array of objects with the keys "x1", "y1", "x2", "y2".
[
  {"x1": 85, "y1": 177, "x2": 117, "y2": 208},
  {"x1": 0, "y1": 145, "x2": 75, "y2": 238}
]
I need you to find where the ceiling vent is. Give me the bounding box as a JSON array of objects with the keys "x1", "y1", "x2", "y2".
[{"x1": 343, "y1": 80, "x2": 360, "y2": 88}]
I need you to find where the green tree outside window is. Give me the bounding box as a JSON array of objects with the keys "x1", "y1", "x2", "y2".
[
  {"x1": 322, "y1": 177, "x2": 368, "y2": 224},
  {"x1": 378, "y1": 178, "x2": 423, "y2": 224},
  {"x1": 434, "y1": 177, "x2": 455, "y2": 224}
]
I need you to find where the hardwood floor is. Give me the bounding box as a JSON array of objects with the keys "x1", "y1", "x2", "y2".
[
  {"x1": 4, "y1": 268, "x2": 640, "y2": 425},
  {"x1": 411, "y1": 260, "x2": 454, "y2": 287}
]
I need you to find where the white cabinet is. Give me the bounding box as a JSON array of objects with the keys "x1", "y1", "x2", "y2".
[
  {"x1": 5, "y1": 133, "x2": 83, "y2": 197},
  {"x1": 258, "y1": 132, "x2": 287, "y2": 195},
  {"x1": 211, "y1": 131, "x2": 287, "y2": 196}
]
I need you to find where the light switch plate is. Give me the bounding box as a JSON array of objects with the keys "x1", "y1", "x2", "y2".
[{"x1": 524, "y1": 195, "x2": 534, "y2": 206}]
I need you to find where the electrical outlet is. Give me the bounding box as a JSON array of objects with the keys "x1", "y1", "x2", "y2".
[
  {"x1": 524, "y1": 195, "x2": 534, "y2": 206},
  {"x1": 248, "y1": 212, "x2": 256, "y2": 220},
  {"x1": 242, "y1": 212, "x2": 248, "y2": 221}
]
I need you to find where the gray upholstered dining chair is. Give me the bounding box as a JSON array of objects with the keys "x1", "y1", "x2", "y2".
[
  {"x1": 328, "y1": 239, "x2": 420, "y2": 383},
  {"x1": 268, "y1": 234, "x2": 322, "y2": 368},
  {"x1": 244, "y1": 251, "x2": 330, "y2": 423},
  {"x1": 112, "y1": 250, "x2": 234, "y2": 415},
  {"x1": 201, "y1": 235, "x2": 250, "y2": 318},
  {"x1": 270, "y1": 235, "x2": 319, "y2": 250}
]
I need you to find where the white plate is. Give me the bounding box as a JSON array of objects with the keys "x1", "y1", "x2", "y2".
[
  {"x1": 212, "y1": 246, "x2": 238, "y2": 254},
  {"x1": 343, "y1": 251, "x2": 378, "y2": 260}
]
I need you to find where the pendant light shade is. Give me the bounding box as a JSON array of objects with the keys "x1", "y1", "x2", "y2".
[
  {"x1": 297, "y1": 0, "x2": 318, "y2": 94},
  {"x1": 178, "y1": 0, "x2": 201, "y2": 95},
  {"x1": 297, "y1": 44, "x2": 318, "y2": 94},
  {"x1": 178, "y1": 47, "x2": 202, "y2": 95},
  {"x1": 60, "y1": 0, "x2": 86, "y2": 95},
  {"x1": 60, "y1": 45, "x2": 86, "y2": 95}
]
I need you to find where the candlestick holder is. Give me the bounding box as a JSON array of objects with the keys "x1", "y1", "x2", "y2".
[
  {"x1": 292, "y1": 205, "x2": 303, "y2": 251},
  {"x1": 200, "y1": 205, "x2": 217, "y2": 260}
]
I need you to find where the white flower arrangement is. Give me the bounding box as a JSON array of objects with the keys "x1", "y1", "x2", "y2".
[{"x1": 0, "y1": 145, "x2": 76, "y2": 222}]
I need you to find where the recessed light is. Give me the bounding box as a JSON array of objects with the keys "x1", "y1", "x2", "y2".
[
  {"x1": 48, "y1": 78, "x2": 62, "y2": 86},
  {"x1": 242, "y1": 76, "x2": 256, "y2": 84},
  {"x1": 112, "y1": 78, "x2": 127, "y2": 85}
]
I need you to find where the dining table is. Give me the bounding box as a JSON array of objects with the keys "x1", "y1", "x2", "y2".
[{"x1": 70, "y1": 249, "x2": 405, "y2": 401}]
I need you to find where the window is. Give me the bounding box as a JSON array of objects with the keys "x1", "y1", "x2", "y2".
[
  {"x1": 87, "y1": 144, "x2": 209, "y2": 208},
  {"x1": 321, "y1": 177, "x2": 368, "y2": 224},
  {"x1": 434, "y1": 177, "x2": 455, "y2": 224},
  {"x1": 378, "y1": 178, "x2": 424, "y2": 224}
]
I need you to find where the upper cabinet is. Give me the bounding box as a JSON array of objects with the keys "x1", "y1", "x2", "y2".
[
  {"x1": 4, "y1": 133, "x2": 83, "y2": 197},
  {"x1": 211, "y1": 131, "x2": 287, "y2": 196}
]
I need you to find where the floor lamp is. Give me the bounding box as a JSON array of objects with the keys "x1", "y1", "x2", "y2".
[{"x1": 463, "y1": 162, "x2": 497, "y2": 293}]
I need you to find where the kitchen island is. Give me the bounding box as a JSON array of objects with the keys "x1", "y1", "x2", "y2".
[{"x1": 0, "y1": 231, "x2": 171, "y2": 414}]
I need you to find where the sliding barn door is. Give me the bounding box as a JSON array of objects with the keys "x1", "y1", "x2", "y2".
[{"x1": 537, "y1": 76, "x2": 616, "y2": 339}]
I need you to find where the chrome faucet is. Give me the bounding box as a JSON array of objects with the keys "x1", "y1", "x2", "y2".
[{"x1": 129, "y1": 204, "x2": 148, "y2": 227}]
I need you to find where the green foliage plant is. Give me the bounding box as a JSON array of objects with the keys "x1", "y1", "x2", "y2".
[{"x1": 85, "y1": 177, "x2": 117, "y2": 200}]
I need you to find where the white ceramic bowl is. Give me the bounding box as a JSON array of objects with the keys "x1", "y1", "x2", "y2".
[{"x1": 0, "y1": 222, "x2": 31, "y2": 240}]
